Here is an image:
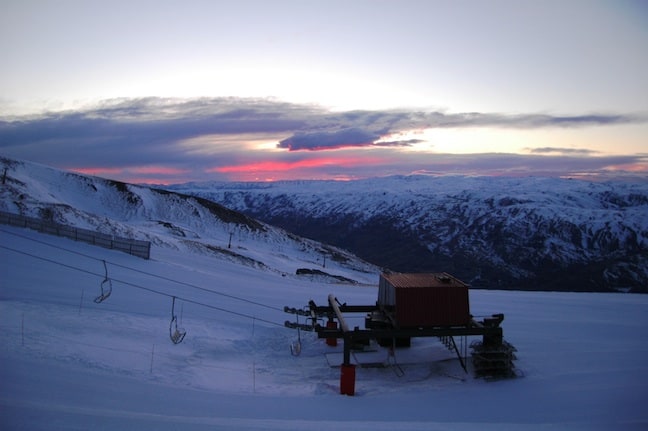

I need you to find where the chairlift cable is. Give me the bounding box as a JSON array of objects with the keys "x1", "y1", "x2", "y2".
[
  {"x1": 0, "y1": 244, "x2": 285, "y2": 328},
  {"x1": 1, "y1": 228, "x2": 283, "y2": 312}
]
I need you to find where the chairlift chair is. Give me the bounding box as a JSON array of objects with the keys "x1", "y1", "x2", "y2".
[
  {"x1": 169, "y1": 296, "x2": 186, "y2": 344},
  {"x1": 93, "y1": 260, "x2": 112, "y2": 303},
  {"x1": 290, "y1": 313, "x2": 302, "y2": 356}
]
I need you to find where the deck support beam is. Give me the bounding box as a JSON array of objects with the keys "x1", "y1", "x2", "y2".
[{"x1": 328, "y1": 294, "x2": 352, "y2": 366}]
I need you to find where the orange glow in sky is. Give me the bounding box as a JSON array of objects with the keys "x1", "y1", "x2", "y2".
[
  {"x1": 211, "y1": 156, "x2": 387, "y2": 181},
  {"x1": 212, "y1": 157, "x2": 382, "y2": 173},
  {"x1": 603, "y1": 161, "x2": 648, "y2": 173}
]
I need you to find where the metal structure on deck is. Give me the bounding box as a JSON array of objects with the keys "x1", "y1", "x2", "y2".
[{"x1": 285, "y1": 272, "x2": 517, "y2": 395}]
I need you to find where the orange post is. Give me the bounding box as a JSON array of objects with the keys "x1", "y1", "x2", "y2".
[
  {"x1": 340, "y1": 363, "x2": 356, "y2": 396},
  {"x1": 326, "y1": 320, "x2": 338, "y2": 346}
]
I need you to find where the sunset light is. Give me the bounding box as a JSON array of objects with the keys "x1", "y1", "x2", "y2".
[
  {"x1": 211, "y1": 156, "x2": 387, "y2": 181},
  {"x1": 0, "y1": 1, "x2": 646, "y2": 183}
]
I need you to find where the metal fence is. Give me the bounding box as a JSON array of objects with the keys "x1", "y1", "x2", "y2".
[{"x1": 0, "y1": 211, "x2": 151, "y2": 259}]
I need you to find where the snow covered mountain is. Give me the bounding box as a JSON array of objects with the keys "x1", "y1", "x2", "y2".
[
  {"x1": 167, "y1": 176, "x2": 648, "y2": 293},
  {"x1": 0, "y1": 156, "x2": 378, "y2": 284}
]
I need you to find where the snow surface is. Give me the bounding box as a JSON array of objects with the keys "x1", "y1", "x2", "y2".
[
  {"x1": 3, "y1": 227, "x2": 648, "y2": 430},
  {"x1": 1, "y1": 158, "x2": 648, "y2": 430}
]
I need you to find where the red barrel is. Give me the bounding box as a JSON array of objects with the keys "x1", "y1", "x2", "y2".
[
  {"x1": 340, "y1": 363, "x2": 356, "y2": 396},
  {"x1": 326, "y1": 320, "x2": 338, "y2": 346}
]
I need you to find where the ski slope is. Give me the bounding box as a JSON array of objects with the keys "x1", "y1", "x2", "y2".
[
  {"x1": 2, "y1": 225, "x2": 647, "y2": 430},
  {"x1": 1, "y1": 157, "x2": 647, "y2": 430}
]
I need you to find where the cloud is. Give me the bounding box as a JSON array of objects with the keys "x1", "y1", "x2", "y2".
[
  {"x1": 1, "y1": 98, "x2": 641, "y2": 151},
  {"x1": 528, "y1": 147, "x2": 599, "y2": 155},
  {"x1": 0, "y1": 97, "x2": 312, "y2": 168},
  {"x1": 403, "y1": 153, "x2": 648, "y2": 179},
  {"x1": 277, "y1": 128, "x2": 426, "y2": 151},
  {"x1": 375, "y1": 139, "x2": 426, "y2": 147},
  {"x1": 466, "y1": 113, "x2": 637, "y2": 129},
  {"x1": 277, "y1": 128, "x2": 380, "y2": 151},
  {"x1": 0, "y1": 97, "x2": 645, "y2": 182}
]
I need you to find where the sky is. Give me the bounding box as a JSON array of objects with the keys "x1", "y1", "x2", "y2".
[{"x1": 0, "y1": 0, "x2": 647, "y2": 183}]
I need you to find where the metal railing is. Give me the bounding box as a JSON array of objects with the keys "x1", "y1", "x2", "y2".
[{"x1": 0, "y1": 210, "x2": 151, "y2": 259}]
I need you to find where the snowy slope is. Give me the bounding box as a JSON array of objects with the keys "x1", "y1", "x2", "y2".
[
  {"x1": 0, "y1": 156, "x2": 377, "y2": 284},
  {"x1": 1, "y1": 157, "x2": 648, "y2": 430},
  {"x1": 168, "y1": 176, "x2": 648, "y2": 292},
  {"x1": 2, "y1": 225, "x2": 648, "y2": 430}
]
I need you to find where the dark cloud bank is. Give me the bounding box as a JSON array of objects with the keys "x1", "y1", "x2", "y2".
[{"x1": 0, "y1": 97, "x2": 644, "y2": 181}]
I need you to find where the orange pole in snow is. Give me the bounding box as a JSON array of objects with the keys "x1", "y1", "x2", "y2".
[
  {"x1": 328, "y1": 294, "x2": 356, "y2": 395},
  {"x1": 340, "y1": 363, "x2": 356, "y2": 396}
]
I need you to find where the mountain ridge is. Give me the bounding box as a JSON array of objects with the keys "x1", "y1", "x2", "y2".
[
  {"x1": 167, "y1": 175, "x2": 648, "y2": 293},
  {"x1": 0, "y1": 156, "x2": 378, "y2": 285}
]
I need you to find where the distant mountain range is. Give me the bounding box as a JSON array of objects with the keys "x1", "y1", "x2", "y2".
[{"x1": 167, "y1": 176, "x2": 648, "y2": 293}]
